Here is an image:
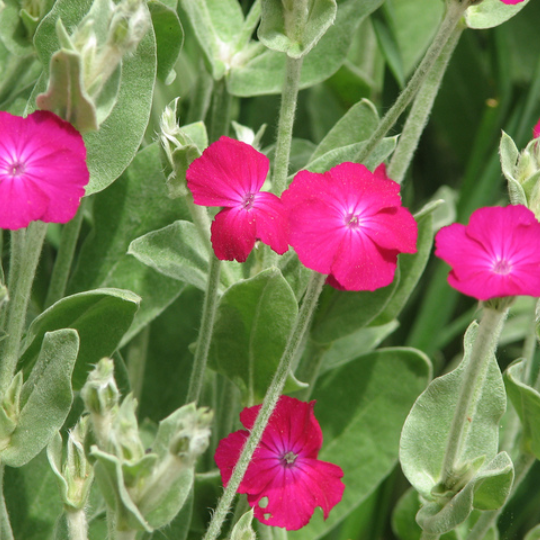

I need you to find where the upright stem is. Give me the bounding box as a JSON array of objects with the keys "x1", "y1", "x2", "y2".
[
  {"x1": 272, "y1": 56, "x2": 303, "y2": 196},
  {"x1": 126, "y1": 325, "x2": 150, "y2": 403},
  {"x1": 45, "y1": 199, "x2": 86, "y2": 308},
  {"x1": 439, "y1": 306, "x2": 508, "y2": 488},
  {"x1": 388, "y1": 22, "x2": 464, "y2": 184},
  {"x1": 0, "y1": 464, "x2": 14, "y2": 540},
  {"x1": 0, "y1": 222, "x2": 48, "y2": 395},
  {"x1": 202, "y1": 271, "x2": 326, "y2": 540},
  {"x1": 209, "y1": 78, "x2": 232, "y2": 143},
  {"x1": 66, "y1": 509, "x2": 89, "y2": 540},
  {"x1": 354, "y1": 0, "x2": 467, "y2": 165},
  {"x1": 185, "y1": 255, "x2": 222, "y2": 404}
]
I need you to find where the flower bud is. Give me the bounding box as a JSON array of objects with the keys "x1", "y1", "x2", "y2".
[
  {"x1": 159, "y1": 99, "x2": 208, "y2": 199},
  {"x1": 168, "y1": 406, "x2": 213, "y2": 464},
  {"x1": 107, "y1": 0, "x2": 150, "y2": 54},
  {"x1": 0, "y1": 372, "x2": 23, "y2": 446},
  {"x1": 81, "y1": 358, "x2": 120, "y2": 417},
  {"x1": 63, "y1": 417, "x2": 94, "y2": 510}
]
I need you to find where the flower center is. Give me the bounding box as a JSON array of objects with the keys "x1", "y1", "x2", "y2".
[
  {"x1": 242, "y1": 192, "x2": 256, "y2": 210},
  {"x1": 492, "y1": 259, "x2": 512, "y2": 275},
  {"x1": 8, "y1": 161, "x2": 26, "y2": 178},
  {"x1": 280, "y1": 451, "x2": 298, "y2": 468},
  {"x1": 344, "y1": 212, "x2": 360, "y2": 229}
]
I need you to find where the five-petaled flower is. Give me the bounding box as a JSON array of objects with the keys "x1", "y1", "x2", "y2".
[
  {"x1": 186, "y1": 136, "x2": 288, "y2": 262},
  {"x1": 282, "y1": 162, "x2": 417, "y2": 291},
  {"x1": 435, "y1": 205, "x2": 540, "y2": 301},
  {"x1": 0, "y1": 110, "x2": 89, "y2": 230},
  {"x1": 214, "y1": 395, "x2": 344, "y2": 531}
]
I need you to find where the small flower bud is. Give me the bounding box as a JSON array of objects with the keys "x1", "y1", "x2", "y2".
[
  {"x1": 81, "y1": 358, "x2": 120, "y2": 416},
  {"x1": 0, "y1": 372, "x2": 23, "y2": 445},
  {"x1": 107, "y1": 0, "x2": 150, "y2": 54},
  {"x1": 168, "y1": 406, "x2": 213, "y2": 464}
]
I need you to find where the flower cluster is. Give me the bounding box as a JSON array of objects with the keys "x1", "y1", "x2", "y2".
[
  {"x1": 435, "y1": 205, "x2": 540, "y2": 301},
  {"x1": 215, "y1": 396, "x2": 344, "y2": 530},
  {"x1": 0, "y1": 111, "x2": 89, "y2": 230},
  {"x1": 186, "y1": 137, "x2": 417, "y2": 291}
]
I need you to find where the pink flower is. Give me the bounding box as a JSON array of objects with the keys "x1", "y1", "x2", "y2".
[
  {"x1": 0, "y1": 110, "x2": 89, "y2": 230},
  {"x1": 282, "y1": 162, "x2": 418, "y2": 291},
  {"x1": 186, "y1": 137, "x2": 288, "y2": 262},
  {"x1": 499, "y1": 0, "x2": 525, "y2": 4},
  {"x1": 435, "y1": 205, "x2": 540, "y2": 301},
  {"x1": 214, "y1": 395, "x2": 344, "y2": 531}
]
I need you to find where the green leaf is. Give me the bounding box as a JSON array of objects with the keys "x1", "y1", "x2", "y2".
[
  {"x1": 311, "y1": 270, "x2": 399, "y2": 344},
  {"x1": 372, "y1": 7, "x2": 404, "y2": 88},
  {"x1": 149, "y1": 0, "x2": 184, "y2": 82},
  {"x1": 499, "y1": 131, "x2": 527, "y2": 206},
  {"x1": 525, "y1": 524, "x2": 540, "y2": 540},
  {"x1": 178, "y1": 0, "x2": 245, "y2": 80},
  {"x1": 228, "y1": 0, "x2": 384, "y2": 96},
  {"x1": 310, "y1": 98, "x2": 379, "y2": 160},
  {"x1": 373, "y1": 213, "x2": 434, "y2": 324},
  {"x1": 504, "y1": 358, "x2": 540, "y2": 459},
  {"x1": 143, "y1": 489, "x2": 193, "y2": 540},
  {"x1": 229, "y1": 510, "x2": 256, "y2": 540},
  {"x1": 400, "y1": 322, "x2": 508, "y2": 532},
  {"x1": 302, "y1": 136, "x2": 397, "y2": 176},
  {"x1": 290, "y1": 347, "x2": 431, "y2": 540},
  {"x1": 5, "y1": 448, "x2": 64, "y2": 540},
  {"x1": 33, "y1": 0, "x2": 157, "y2": 194},
  {"x1": 391, "y1": 0, "x2": 443, "y2": 77},
  {"x1": 465, "y1": 0, "x2": 530, "y2": 29},
  {"x1": 0, "y1": 0, "x2": 36, "y2": 55},
  {"x1": 416, "y1": 452, "x2": 513, "y2": 534},
  {"x1": 128, "y1": 221, "x2": 220, "y2": 293},
  {"x1": 209, "y1": 268, "x2": 303, "y2": 404},
  {"x1": 258, "y1": 0, "x2": 337, "y2": 59},
  {"x1": 19, "y1": 289, "x2": 140, "y2": 390},
  {"x1": 2, "y1": 330, "x2": 79, "y2": 467},
  {"x1": 70, "y1": 143, "x2": 189, "y2": 344},
  {"x1": 319, "y1": 320, "x2": 399, "y2": 374}
]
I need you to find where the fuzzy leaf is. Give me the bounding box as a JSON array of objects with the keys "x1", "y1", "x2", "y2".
[
  {"x1": 465, "y1": 0, "x2": 531, "y2": 29},
  {"x1": 1, "y1": 330, "x2": 79, "y2": 467},
  {"x1": 258, "y1": 0, "x2": 337, "y2": 58},
  {"x1": 209, "y1": 268, "x2": 304, "y2": 404},
  {"x1": 19, "y1": 289, "x2": 140, "y2": 390}
]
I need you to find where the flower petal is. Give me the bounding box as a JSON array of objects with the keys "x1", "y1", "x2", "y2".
[
  {"x1": 248, "y1": 457, "x2": 344, "y2": 530},
  {"x1": 252, "y1": 192, "x2": 289, "y2": 255},
  {"x1": 0, "y1": 177, "x2": 50, "y2": 230},
  {"x1": 211, "y1": 207, "x2": 257, "y2": 262},
  {"x1": 0, "y1": 111, "x2": 89, "y2": 229},
  {"x1": 186, "y1": 137, "x2": 269, "y2": 208},
  {"x1": 330, "y1": 229, "x2": 399, "y2": 291}
]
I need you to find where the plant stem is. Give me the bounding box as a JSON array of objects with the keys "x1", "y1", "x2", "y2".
[
  {"x1": 202, "y1": 271, "x2": 326, "y2": 540},
  {"x1": 0, "y1": 221, "x2": 48, "y2": 396},
  {"x1": 186, "y1": 255, "x2": 222, "y2": 404},
  {"x1": 272, "y1": 55, "x2": 303, "y2": 196},
  {"x1": 296, "y1": 340, "x2": 328, "y2": 401},
  {"x1": 388, "y1": 22, "x2": 464, "y2": 184},
  {"x1": 209, "y1": 78, "x2": 232, "y2": 143},
  {"x1": 45, "y1": 199, "x2": 86, "y2": 308},
  {"x1": 354, "y1": 0, "x2": 468, "y2": 165},
  {"x1": 126, "y1": 325, "x2": 150, "y2": 403},
  {"x1": 186, "y1": 59, "x2": 214, "y2": 124},
  {"x1": 115, "y1": 530, "x2": 137, "y2": 540},
  {"x1": 66, "y1": 509, "x2": 89, "y2": 540},
  {"x1": 0, "y1": 464, "x2": 14, "y2": 540},
  {"x1": 439, "y1": 306, "x2": 508, "y2": 488}
]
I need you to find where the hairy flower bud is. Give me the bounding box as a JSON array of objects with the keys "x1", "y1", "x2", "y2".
[{"x1": 81, "y1": 358, "x2": 120, "y2": 416}]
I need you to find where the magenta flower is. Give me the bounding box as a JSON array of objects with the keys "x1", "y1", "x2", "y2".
[
  {"x1": 499, "y1": 0, "x2": 525, "y2": 4},
  {"x1": 435, "y1": 205, "x2": 540, "y2": 301},
  {"x1": 214, "y1": 395, "x2": 344, "y2": 531},
  {"x1": 186, "y1": 137, "x2": 288, "y2": 262},
  {"x1": 0, "y1": 110, "x2": 89, "y2": 230},
  {"x1": 282, "y1": 162, "x2": 417, "y2": 291}
]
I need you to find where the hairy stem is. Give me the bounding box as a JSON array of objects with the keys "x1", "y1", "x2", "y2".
[
  {"x1": 186, "y1": 255, "x2": 222, "y2": 404},
  {"x1": 202, "y1": 272, "x2": 326, "y2": 540},
  {"x1": 354, "y1": 0, "x2": 467, "y2": 165}
]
